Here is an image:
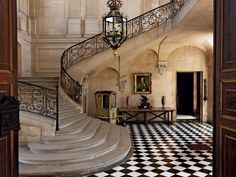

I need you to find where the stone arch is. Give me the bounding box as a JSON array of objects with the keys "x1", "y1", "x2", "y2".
[
  {"x1": 129, "y1": 48, "x2": 158, "y2": 69},
  {"x1": 166, "y1": 46, "x2": 212, "y2": 122},
  {"x1": 88, "y1": 67, "x2": 120, "y2": 116},
  {"x1": 167, "y1": 46, "x2": 208, "y2": 70},
  {"x1": 92, "y1": 67, "x2": 119, "y2": 80}
]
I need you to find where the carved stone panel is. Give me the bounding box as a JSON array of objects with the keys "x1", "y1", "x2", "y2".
[
  {"x1": 38, "y1": 0, "x2": 66, "y2": 36},
  {"x1": 223, "y1": 0, "x2": 236, "y2": 70}
]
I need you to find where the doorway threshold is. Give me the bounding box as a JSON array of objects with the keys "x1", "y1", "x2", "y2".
[{"x1": 177, "y1": 114, "x2": 199, "y2": 120}]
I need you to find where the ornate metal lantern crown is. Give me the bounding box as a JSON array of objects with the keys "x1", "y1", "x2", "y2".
[
  {"x1": 107, "y1": 0, "x2": 123, "y2": 10},
  {"x1": 102, "y1": 0, "x2": 128, "y2": 54}
]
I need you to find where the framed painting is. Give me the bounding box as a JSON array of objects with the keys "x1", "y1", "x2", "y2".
[{"x1": 134, "y1": 73, "x2": 152, "y2": 94}]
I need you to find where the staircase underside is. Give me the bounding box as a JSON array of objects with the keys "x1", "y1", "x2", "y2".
[
  {"x1": 19, "y1": 77, "x2": 59, "y2": 89},
  {"x1": 19, "y1": 93, "x2": 132, "y2": 177}
]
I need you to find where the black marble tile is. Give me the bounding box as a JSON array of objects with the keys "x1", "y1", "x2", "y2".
[{"x1": 88, "y1": 122, "x2": 213, "y2": 177}]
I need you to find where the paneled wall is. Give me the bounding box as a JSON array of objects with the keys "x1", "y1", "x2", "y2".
[
  {"x1": 17, "y1": 0, "x2": 167, "y2": 77},
  {"x1": 17, "y1": 0, "x2": 29, "y2": 34},
  {"x1": 18, "y1": 0, "x2": 82, "y2": 77}
]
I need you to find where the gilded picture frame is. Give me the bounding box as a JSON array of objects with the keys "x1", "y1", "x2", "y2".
[{"x1": 134, "y1": 73, "x2": 152, "y2": 94}]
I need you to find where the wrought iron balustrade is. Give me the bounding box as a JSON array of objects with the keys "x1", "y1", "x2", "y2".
[
  {"x1": 18, "y1": 81, "x2": 59, "y2": 131},
  {"x1": 61, "y1": 69, "x2": 82, "y2": 104},
  {"x1": 61, "y1": 0, "x2": 187, "y2": 104}
]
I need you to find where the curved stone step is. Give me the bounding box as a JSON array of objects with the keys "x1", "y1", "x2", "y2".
[
  {"x1": 19, "y1": 126, "x2": 120, "y2": 165},
  {"x1": 59, "y1": 101, "x2": 72, "y2": 106},
  {"x1": 19, "y1": 127, "x2": 132, "y2": 177},
  {"x1": 59, "y1": 113, "x2": 87, "y2": 121},
  {"x1": 43, "y1": 119, "x2": 101, "y2": 144},
  {"x1": 59, "y1": 114, "x2": 88, "y2": 129},
  {"x1": 59, "y1": 104, "x2": 77, "y2": 110},
  {"x1": 28, "y1": 122, "x2": 111, "y2": 153},
  {"x1": 57, "y1": 117, "x2": 91, "y2": 135},
  {"x1": 59, "y1": 109, "x2": 81, "y2": 117}
]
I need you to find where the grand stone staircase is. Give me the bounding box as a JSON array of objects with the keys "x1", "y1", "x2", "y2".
[
  {"x1": 19, "y1": 1, "x2": 197, "y2": 176},
  {"x1": 19, "y1": 92, "x2": 132, "y2": 177}
]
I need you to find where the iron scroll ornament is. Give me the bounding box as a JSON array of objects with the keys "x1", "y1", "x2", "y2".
[{"x1": 18, "y1": 81, "x2": 58, "y2": 119}]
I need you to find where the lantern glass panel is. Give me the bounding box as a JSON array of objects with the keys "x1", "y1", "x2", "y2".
[{"x1": 102, "y1": 0, "x2": 127, "y2": 50}]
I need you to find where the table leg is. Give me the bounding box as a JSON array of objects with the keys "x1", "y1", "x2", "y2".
[
  {"x1": 164, "y1": 111, "x2": 167, "y2": 122},
  {"x1": 167, "y1": 111, "x2": 170, "y2": 123},
  {"x1": 171, "y1": 111, "x2": 173, "y2": 123},
  {"x1": 144, "y1": 112, "x2": 147, "y2": 124}
]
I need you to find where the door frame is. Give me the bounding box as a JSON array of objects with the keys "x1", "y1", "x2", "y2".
[
  {"x1": 11, "y1": 0, "x2": 231, "y2": 176},
  {"x1": 176, "y1": 71, "x2": 204, "y2": 122}
]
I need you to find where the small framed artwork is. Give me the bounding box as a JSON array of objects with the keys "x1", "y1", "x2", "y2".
[{"x1": 134, "y1": 73, "x2": 152, "y2": 94}]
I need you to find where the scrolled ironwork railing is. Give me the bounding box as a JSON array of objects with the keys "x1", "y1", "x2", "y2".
[
  {"x1": 18, "y1": 81, "x2": 59, "y2": 131},
  {"x1": 61, "y1": 0, "x2": 187, "y2": 103},
  {"x1": 61, "y1": 69, "x2": 82, "y2": 103}
]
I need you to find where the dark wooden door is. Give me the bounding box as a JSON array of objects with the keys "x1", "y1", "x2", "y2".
[
  {"x1": 193, "y1": 72, "x2": 203, "y2": 119},
  {"x1": 0, "y1": 0, "x2": 19, "y2": 177},
  {"x1": 215, "y1": 0, "x2": 236, "y2": 176},
  {"x1": 0, "y1": 0, "x2": 17, "y2": 97}
]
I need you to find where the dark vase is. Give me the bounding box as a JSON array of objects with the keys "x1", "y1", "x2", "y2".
[{"x1": 161, "y1": 96, "x2": 166, "y2": 108}]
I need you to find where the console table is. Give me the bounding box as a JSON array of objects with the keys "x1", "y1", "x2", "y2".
[{"x1": 118, "y1": 107, "x2": 175, "y2": 123}]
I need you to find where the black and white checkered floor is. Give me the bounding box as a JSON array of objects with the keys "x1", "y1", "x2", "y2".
[{"x1": 88, "y1": 122, "x2": 213, "y2": 177}]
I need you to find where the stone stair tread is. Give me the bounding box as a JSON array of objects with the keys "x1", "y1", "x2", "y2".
[
  {"x1": 59, "y1": 113, "x2": 81, "y2": 122},
  {"x1": 59, "y1": 112, "x2": 86, "y2": 122},
  {"x1": 19, "y1": 127, "x2": 131, "y2": 176},
  {"x1": 59, "y1": 112, "x2": 86, "y2": 121},
  {"x1": 59, "y1": 106, "x2": 80, "y2": 114},
  {"x1": 43, "y1": 119, "x2": 101, "y2": 142},
  {"x1": 59, "y1": 114, "x2": 88, "y2": 129},
  {"x1": 59, "y1": 102, "x2": 71, "y2": 106},
  {"x1": 58, "y1": 117, "x2": 91, "y2": 134},
  {"x1": 59, "y1": 109, "x2": 81, "y2": 116},
  {"x1": 28, "y1": 122, "x2": 112, "y2": 153},
  {"x1": 19, "y1": 125, "x2": 120, "y2": 164},
  {"x1": 59, "y1": 105, "x2": 79, "y2": 111}
]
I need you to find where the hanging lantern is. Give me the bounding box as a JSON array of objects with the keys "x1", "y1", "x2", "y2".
[{"x1": 102, "y1": 0, "x2": 128, "y2": 55}]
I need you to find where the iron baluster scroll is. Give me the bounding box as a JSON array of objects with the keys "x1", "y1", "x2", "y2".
[
  {"x1": 61, "y1": 69, "x2": 82, "y2": 103},
  {"x1": 18, "y1": 81, "x2": 59, "y2": 130},
  {"x1": 61, "y1": 0, "x2": 186, "y2": 103}
]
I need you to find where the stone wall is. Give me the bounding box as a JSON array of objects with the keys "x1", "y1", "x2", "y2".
[
  {"x1": 87, "y1": 46, "x2": 213, "y2": 122},
  {"x1": 17, "y1": 0, "x2": 166, "y2": 77},
  {"x1": 17, "y1": 0, "x2": 214, "y2": 122}
]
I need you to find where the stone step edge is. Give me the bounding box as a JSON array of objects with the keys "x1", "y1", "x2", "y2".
[
  {"x1": 43, "y1": 119, "x2": 101, "y2": 143},
  {"x1": 19, "y1": 126, "x2": 120, "y2": 164},
  {"x1": 19, "y1": 127, "x2": 132, "y2": 177},
  {"x1": 59, "y1": 115, "x2": 89, "y2": 129},
  {"x1": 28, "y1": 122, "x2": 111, "y2": 153},
  {"x1": 57, "y1": 118, "x2": 91, "y2": 135}
]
